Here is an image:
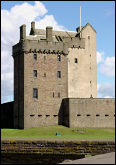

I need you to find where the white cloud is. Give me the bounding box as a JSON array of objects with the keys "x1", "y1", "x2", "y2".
[
  {"x1": 98, "y1": 56, "x2": 115, "y2": 77},
  {"x1": 97, "y1": 51, "x2": 105, "y2": 64},
  {"x1": 1, "y1": 1, "x2": 68, "y2": 104},
  {"x1": 35, "y1": 15, "x2": 67, "y2": 30},
  {"x1": 97, "y1": 84, "x2": 101, "y2": 91},
  {"x1": 10, "y1": 1, "x2": 48, "y2": 21},
  {"x1": 97, "y1": 83, "x2": 115, "y2": 98},
  {"x1": 104, "y1": 96, "x2": 112, "y2": 98}
]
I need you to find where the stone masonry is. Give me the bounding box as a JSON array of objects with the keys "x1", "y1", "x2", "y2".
[{"x1": 12, "y1": 21, "x2": 115, "y2": 129}]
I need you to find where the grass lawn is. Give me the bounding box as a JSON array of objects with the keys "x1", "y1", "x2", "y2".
[{"x1": 1, "y1": 125, "x2": 115, "y2": 139}]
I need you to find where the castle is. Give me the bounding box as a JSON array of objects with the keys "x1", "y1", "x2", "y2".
[{"x1": 12, "y1": 22, "x2": 115, "y2": 129}]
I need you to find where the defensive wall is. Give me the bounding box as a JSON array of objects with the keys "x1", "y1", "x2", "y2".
[
  {"x1": 1, "y1": 98, "x2": 115, "y2": 129},
  {"x1": 1, "y1": 101, "x2": 14, "y2": 128},
  {"x1": 63, "y1": 98, "x2": 115, "y2": 128},
  {"x1": 1, "y1": 139, "x2": 115, "y2": 164}
]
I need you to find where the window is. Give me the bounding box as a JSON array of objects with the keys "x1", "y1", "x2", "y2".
[
  {"x1": 53, "y1": 92, "x2": 54, "y2": 97},
  {"x1": 30, "y1": 115, "x2": 34, "y2": 117},
  {"x1": 33, "y1": 88, "x2": 38, "y2": 98},
  {"x1": 75, "y1": 58, "x2": 77, "y2": 63},
  {"x1": 58, "y1": 93, "x2": 60, "y2": 98},
  {"x1": 77, "y1": 114, "x2": 81, "y2": 116},
  {"x1": 86, "y1": 114, "x2": 91, "y2": 116},
  {"x1": 38, "y1": 115, "x2": 42, "y2": 117},
  {"x1": 88, "y1": 36, "x2": 90, "y2": 39},
  {"x1": 46, "y1": 115, "x2": 50, "y2": 117},
  {"x1": 44, "y1": 56, "x2": 46, "y2": 61},
  {"x1": 58, "y1": 55, "x2": 61, "y2": 61},
  {"x1": 53, "y1": 115, "x2": 58, "y2": 117},
  {"x1": 44, "y1": 72, "x2": 46, "y2": 77},
  {"x1": 96, "y1": 114, "x2": 100, "y2": 117},
  {"x1": 57, "y1": 71, "x2": 61, "y2": 78},
  {"x1": 105, "y1": 114, "x2": 109, "y2": 117},
  {"x1": 33, "y1": 70, "x2": 37, "y2": 77},
  {"x1": 33, "y1": 54, "x2": 37, "y2": 60}
]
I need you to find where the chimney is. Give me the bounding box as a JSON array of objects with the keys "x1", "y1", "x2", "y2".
[
  {"x1": 31, "y1": 21, "x2": 35, "y2": 30},
  {"x1": 46, "y1": 26, "x2": 53, "y2": 42},
  {"x1": 30, "y1": 21, "x2": 35, "y2": 35},
  {"x1": 20, "y1": 24, "x2": 26, "y2": 40}
]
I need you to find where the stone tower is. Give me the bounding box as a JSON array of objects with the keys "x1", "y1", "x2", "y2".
[{"x1": 12, "y1": 22, "x2": 97, "y2": 129}]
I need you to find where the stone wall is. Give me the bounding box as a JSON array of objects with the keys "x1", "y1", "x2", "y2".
[
  {"x1": 14, "y1": 52, "x2": 24, "y2": 129},
  {"x1": 1, "y1": 98, "x2": 115, "y2": 129},
  {"x1": 63, "y1": 98, "x2": 115, "y2": 128},
  {"x1": 68, "y1": 24, "x2": 97, "y2": 98},
  {"x1": 1, "y1": 153, "x2": 84, "y2": 164},
  {"x1": 1, "y1": 101, "x2": 14, "y2": 128},
  {"x1": 24, "y1": 52, "x2": 68, "y2": 129},
  {"x1": 1, "y1": 140, "x2": 115, "y2": 156}
]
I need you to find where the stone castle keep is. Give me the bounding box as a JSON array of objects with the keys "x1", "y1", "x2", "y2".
[{"x1": 11, "y1": 21, "x2": 115, "y2": 129}]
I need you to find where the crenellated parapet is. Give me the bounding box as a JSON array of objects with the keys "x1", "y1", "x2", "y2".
[
  {"x1": 12, "y1": 39, "x2": 69, "y2": 57},
  {"x1": 63, "y1": 37, "x2": 85, "y2": 48},
  {"x1": 12, "y1": 22, "x2": 85, "y2": 58}
]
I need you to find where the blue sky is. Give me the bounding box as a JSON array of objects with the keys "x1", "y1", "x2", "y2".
[{"x1": 1, "y1": 1, "x2": 115, "y2": 103}]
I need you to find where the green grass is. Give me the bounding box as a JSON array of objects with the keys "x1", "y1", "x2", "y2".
[{"x1": 1, "y1": 125, "x2": 115, "y2": 139}]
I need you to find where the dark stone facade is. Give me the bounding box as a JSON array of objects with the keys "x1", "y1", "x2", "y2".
[{"x1": 1, "y1": 101, "x2": 14, "y2": 128}]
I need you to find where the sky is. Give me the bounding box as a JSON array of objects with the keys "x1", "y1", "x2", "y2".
[{"x1": 1, "y1": 1, "x2": 115, "y2": 103}]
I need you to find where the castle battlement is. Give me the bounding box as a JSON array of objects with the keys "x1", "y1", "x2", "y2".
[
  {"x1": 12, "y1": 39, "x2": 69, "y2": 57},
  {"x1": 13, "y1": 22, "x2": 85, "y2": 57}
]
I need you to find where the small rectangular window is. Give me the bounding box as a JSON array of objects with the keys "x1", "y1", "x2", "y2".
[
  {"x1": 44, "y1": 72, "x2": 46, "y2": 77},
  {"x1": 46, "y1": 115, "x2": 50, "y2": 117},
  {"x1": 58, "y1": 93, "x2": 60, "y2": 98},
  {"x1": 75, "y1": 58, "x2": 77, "y2": 63},
  {"x1": 77, "y1": 114, "x2": 81, "y2": 116},
  {"x1": 88, "y1": 36, "x2": 90, "y2": 39},
  {"x1": 86, "y1": 114, "x2": 91, "y2": 116},
  {"x1": 105, "y1": 114, "x2": 109, "y2": 117},
  {"x1": 30, "y1": 115, "x2": 34, "y2": 117},
  {"x1": 33, "y1": 70, "x2": 37, "y2": 77},
  {"x1": 57, "y1": 71, "x2": 61, "y2": 78},
  {"x1": 53, "y1": 115, "x2": 58, "y2": 117},
  {"x1": 58, "y1": 55, "x2": 61, "y2": 61},
  {"x1": 33, "y1": 88, "x2": 38, "y2": 98},
  {"x1": 53, "y1": 92, "x2": 54, "y2": 97},
  {"x1": 38, "y1": 115, "x2": 42, "y2": 117},
  {"x1": 33, "y1": 54, "x2": 37, "y2": 60},
  {"x1": 44, "y1": 56, "x2": 46, "y2": 61}
]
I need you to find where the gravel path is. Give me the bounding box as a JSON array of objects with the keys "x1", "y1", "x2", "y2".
[{"x1": 58, "y1": 152, "x2": 115, "y2": 164}]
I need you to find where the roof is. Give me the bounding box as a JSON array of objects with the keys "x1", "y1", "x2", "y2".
[
  {"x1": 27, "y1": 28, "x2": 77, "y2": 41},
  {"x1": 27, "y1": 22, "x2": 96, "y2": 41},
  {"x1": 34, "y1": 29, "x2": 77, "y2": 37},
  {"x1": 81, "y1": 23, "x2": 97, "y2": 33}
]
